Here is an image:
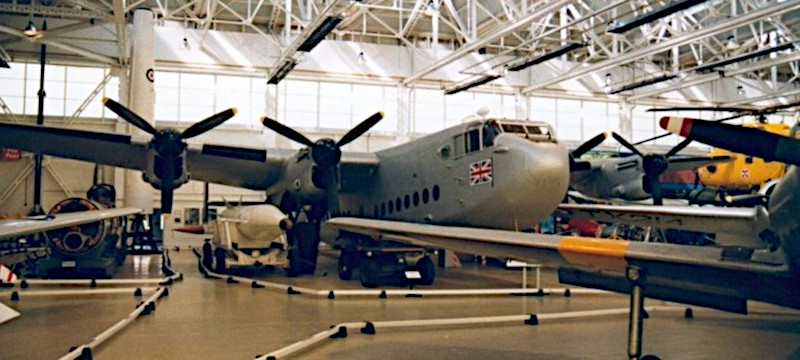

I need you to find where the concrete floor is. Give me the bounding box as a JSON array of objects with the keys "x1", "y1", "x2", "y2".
[{"x1": 1, "y1": 250, "x2": 800, "y2": 359}]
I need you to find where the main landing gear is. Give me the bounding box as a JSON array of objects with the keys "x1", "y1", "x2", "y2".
[{"x1": 286, "y1": 222, "x2": 320, "y2": 277}]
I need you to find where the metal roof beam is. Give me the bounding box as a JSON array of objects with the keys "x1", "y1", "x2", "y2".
[
  {"x1": 402, "y1": 0, "x2": 571, "y2": 86},
  {"x1": 0, "y1": 24, "x2": 118, "y2": 65},
  {"x1": 521, "y1": 0, "x2": 800, "y2": 95}
]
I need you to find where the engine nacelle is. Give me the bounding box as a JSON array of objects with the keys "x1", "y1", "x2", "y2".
[
  {"x1": 46, "y1": 198, "x2": 122, "y2": 255},
  {"x1": 217, "y1": 205, "x2": 291, "y2": 248}
]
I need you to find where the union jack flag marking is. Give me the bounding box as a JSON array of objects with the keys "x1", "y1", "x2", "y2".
[
  {"x1": 741, "y1": 168, "x2": 750, "y2": 179},
  {"x1": 470, "y1": 159, "x2": 493, "y2": 186}
]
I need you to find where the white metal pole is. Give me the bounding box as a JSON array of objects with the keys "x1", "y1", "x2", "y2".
[{"x1": 124, "y1": 8, "x2": 156, "y2": 213}]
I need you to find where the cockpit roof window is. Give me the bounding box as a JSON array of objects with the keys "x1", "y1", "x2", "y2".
[{"x1": 501, "y1": 124, "x2": 526, "y2": 134}]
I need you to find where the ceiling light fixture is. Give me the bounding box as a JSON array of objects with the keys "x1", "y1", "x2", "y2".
[
  {"x1": 607, "y1": 0, "x2": 709, "y2": 34},
  {"x1": 181, "y1": 37, "x2": 190, "y2": 50},
  {"x1": 23, "y1": 21, "x2": 39, "y2": 38},
  {"x1": 444, "y1": 75, "x2": 501, "y2": 95},
  {"x1": 602, "y1": 73, "x2": 613, "y2": 93},
  {"x1": 694, "y1": 43, "x2": 794, "y2": 73},
  {"x1": 609, "y1": 74, "x2": 678, "y2": 94},
  {"x1": 507, "y1": 42, "x2": 586, "y2": 72},
  {"x1": 737, "y1": 85, "x2": 745, "y2": 97},
  {"x1": 298, "y1": 16, "x2": 343, "y2": 52}
]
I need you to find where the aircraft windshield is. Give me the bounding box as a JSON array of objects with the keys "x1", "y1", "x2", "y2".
[{"x1": 493, "y1": 120, "x2": 555, "y2": 143}]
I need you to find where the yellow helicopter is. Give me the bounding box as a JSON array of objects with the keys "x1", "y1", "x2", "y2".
[{"x1": 645, "y1": 101, "x2": 799, "y2": 201}]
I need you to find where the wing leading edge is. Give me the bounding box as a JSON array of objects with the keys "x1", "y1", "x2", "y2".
[
  {"x1": 0, "y1": 207, "x2": 142, "y2": 239},
  {"x1": 325, "y1": 217, "x2": 799, "y2": 313}
]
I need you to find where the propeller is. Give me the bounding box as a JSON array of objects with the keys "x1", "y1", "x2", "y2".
[
  {"x1": 102, "y1": 97, "x2": 237, "y2": 214},
  {"x1": 660, "y1": 116, "x2": 800, "y2": 166},
  {"x1": 611, "y1": 132, "x2": 692, "y2": 205},
  {"x1": 261, "y1": 112, "x2": 384, "y2": 213},
  {"x1": 637, "y1": 101, "x2": 800, "y2": 145},
  {"x1": 569, "y1": 132, "x2": 608, "y2": 171},
  {"x1": 262, "y1": 111, "x2": 384, "y2": 169}
]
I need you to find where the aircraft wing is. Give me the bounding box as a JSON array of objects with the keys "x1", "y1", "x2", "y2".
[
  {"x1": 667, "y1": 155, "x2": 732, "y2": 171},
  {"x1": 325, "y1": 217, "x2": 799, "y2": 313},
  {"x1": 557, "y1": 203, "x2": 770, "y2": 248},
  {"x1": 0, "y1": 207, "x2": 142, "y2": 239},
  {"x1": 0, "y1": 121, "x2": 149, "y2": 170}
]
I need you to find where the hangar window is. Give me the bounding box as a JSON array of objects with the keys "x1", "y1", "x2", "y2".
[
  {"x1": 413, "y1": 192, "x2": 420, "y2": 206},
  {"x1": 433, "y1": 185, "x2": 440, "y2": 201},
  {"x1": 422, "y1": 188, "x2": 430, "y2": 204},
  {"x1": 404, "y1": 195, "x2": 410, "y2": 209},
  {"x1": 465, "y1": 128, "x2": 481, "y2": 153},
  {"x1": 388, "y1": 201, "x2": 394, "y2": 214}
]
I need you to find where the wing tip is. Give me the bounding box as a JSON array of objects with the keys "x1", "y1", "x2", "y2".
[
  {"x1": 231, "y1": 108, "x2": 238, "y2": 115},
  {"x1": 659, "y1": 116, "x2": 693, "y2": 137},
  {"x1": 102, "y1": 96, "x2": 109, "y2": 104}
]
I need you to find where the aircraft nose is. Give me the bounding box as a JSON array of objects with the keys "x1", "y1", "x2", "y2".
[{"x1": 494, "y1": 135, "x2": 570, "y2": 220}]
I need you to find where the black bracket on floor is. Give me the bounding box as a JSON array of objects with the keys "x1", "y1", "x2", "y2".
[
  {"x1": 404, "y1": 294, "x2": 422, "y2": 298},
  {"x1": 327, "y1": 291, "x2": 335, "y2": 299},
  {"x1": 78, "y1": 347, "x2": 92, "y2": 360},
  {"x1": 564, "y1": 289, "x2": 571, "y2": 297},
  {"x1": 379, "y1": 290, "x2": 387, "y2": 299},
  {"x1": 525, "y1": 314, "x2": 539, "y2": 326},
  {"x1": 90, "y1": 279, "x2": 97, "y2": 288},
  {"x1": 252, "y1": 281, "x2": 265, "y2": 289},
  {"x1": 287, "y1": 287, "x2": 300, "y2": 295},
  {"x1": 361, "y1": 322, "x2": 376, "y2": 335},
  {"x1": 134, "y1": 288, "x2": 142, "y2": 297},
  {"x1": 159, "y1": 278, "x2": 174, "y2": 286},
  {"x1": 266, "y1": 356, "x2": 277, "y2": 360},
  {"x1": 159, "y1": 288, "x2": 170, "y2": 299},
  {"x1": 329, "y1": 326, "x2": 348, "y2": 339},
  {"x1": 684, "y1": 308, "x2": 694, "y2": 319},
  {"x1": 10, "y1": 291, "x2": 19, "y2": 301},
  {"x1": 642, "y1": 309, "x2": 649, "y2": 319},
  {"x1": 20, "y1": 280, "x2": 28, "y2": 289},
  {"x1": 226, "y1": 276, "x2": 239, "y2": 284}
]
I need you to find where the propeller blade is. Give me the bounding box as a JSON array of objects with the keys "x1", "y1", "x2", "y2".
[
  {"x1": 632, "y1": 132, "x2": 671, "y2": 146},
  {"x1": 610, "y1": 132, "x2": 644, "y2": 157},
  {"x1": 261, "y1": 117, "x2": 315, "y2": 147},
  {"x1": 572, "y1": 132, "x2": 608, "y2": 158},
  {"x1": 660, "y1": 116, "x2": 800, "y2": 166},
  {"x1": 665, "y1": 137, "x2": 693, "y2": 157},
  {"x1": 646, "y1": 106, "x2": 750, "y2": 113},
  {"x1": 102, "y1": 97, "x2": 158, "y2": 135},
  {"x1": 337, "y1": 111, "x2": 384, "y2": 147},
  {"x1": 181, "y1": 108, "x2": 238, "y2": 139}
]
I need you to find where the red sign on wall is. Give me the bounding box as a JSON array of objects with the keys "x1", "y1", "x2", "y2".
[{"x1": 0, "y1": 149, "x2": 22, "y2": 161}]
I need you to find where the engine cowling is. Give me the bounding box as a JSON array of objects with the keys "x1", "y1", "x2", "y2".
[
  {"x1": 45, "y1": 198, "x2": 121, "y2": 255},
  {"x1": 218, "y1": 205, "x2": 291, "y2": 247}
]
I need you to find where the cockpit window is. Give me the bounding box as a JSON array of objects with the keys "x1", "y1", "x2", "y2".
[
  {"x1": 527, "y1": 126, "x2": 548, "y2": 135},
  {"x1": 483, "y1": 121, "x2": 501, "y2": 147},
  {"x1": 501, "y1": 124, "x2": 526, "y2": 134},
  {"x1": 466, "y1": 128, "x2": 481, "y2": 153}
]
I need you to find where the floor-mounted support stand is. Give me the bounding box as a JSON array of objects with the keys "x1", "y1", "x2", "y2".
[{"x1": 627, "y1": 267, "x2": 645, "y2": 360}]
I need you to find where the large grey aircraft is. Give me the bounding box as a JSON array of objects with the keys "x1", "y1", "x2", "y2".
[
  {"x1": 570, "y1": 131, "x2": 731, "y2": 204},
  {"x1": 326, "y1": 118, "x2": 800, "y2": 359},
  {"x1": 0, "y1": 100, "x2": 569, "y2": 277}
]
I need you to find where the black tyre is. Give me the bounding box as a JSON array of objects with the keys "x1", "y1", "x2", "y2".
[
  {"x1": 287, "y1": 222, "x2": 320, "y2": 277},
  {"x1": 360, "y1": 257, "x2": 380, "y2": 288},
  {"x1": 337, "y1": 250, "x2": 357, "y2": 280},
  {"x1": 416, "y1": 256, "x2": 435, "y2": 286}
]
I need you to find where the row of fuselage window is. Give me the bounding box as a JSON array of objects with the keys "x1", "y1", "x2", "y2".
[{"x1": 373, "y1": 185, "x2": 441, "y2": 218}]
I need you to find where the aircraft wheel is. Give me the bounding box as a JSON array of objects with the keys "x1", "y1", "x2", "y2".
[
  {"x1": 416, "y1": 256, "x2": 435, "y2": 286},
  {"x1": 287, "y1": 222, "x2": 320, "y2": 277},
  {"x1": 360, "y1": 257, "x2": 379, "y2": 288},
  {"x1": 338, "y1": 250, "x2": 357, "y2": 280}
]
